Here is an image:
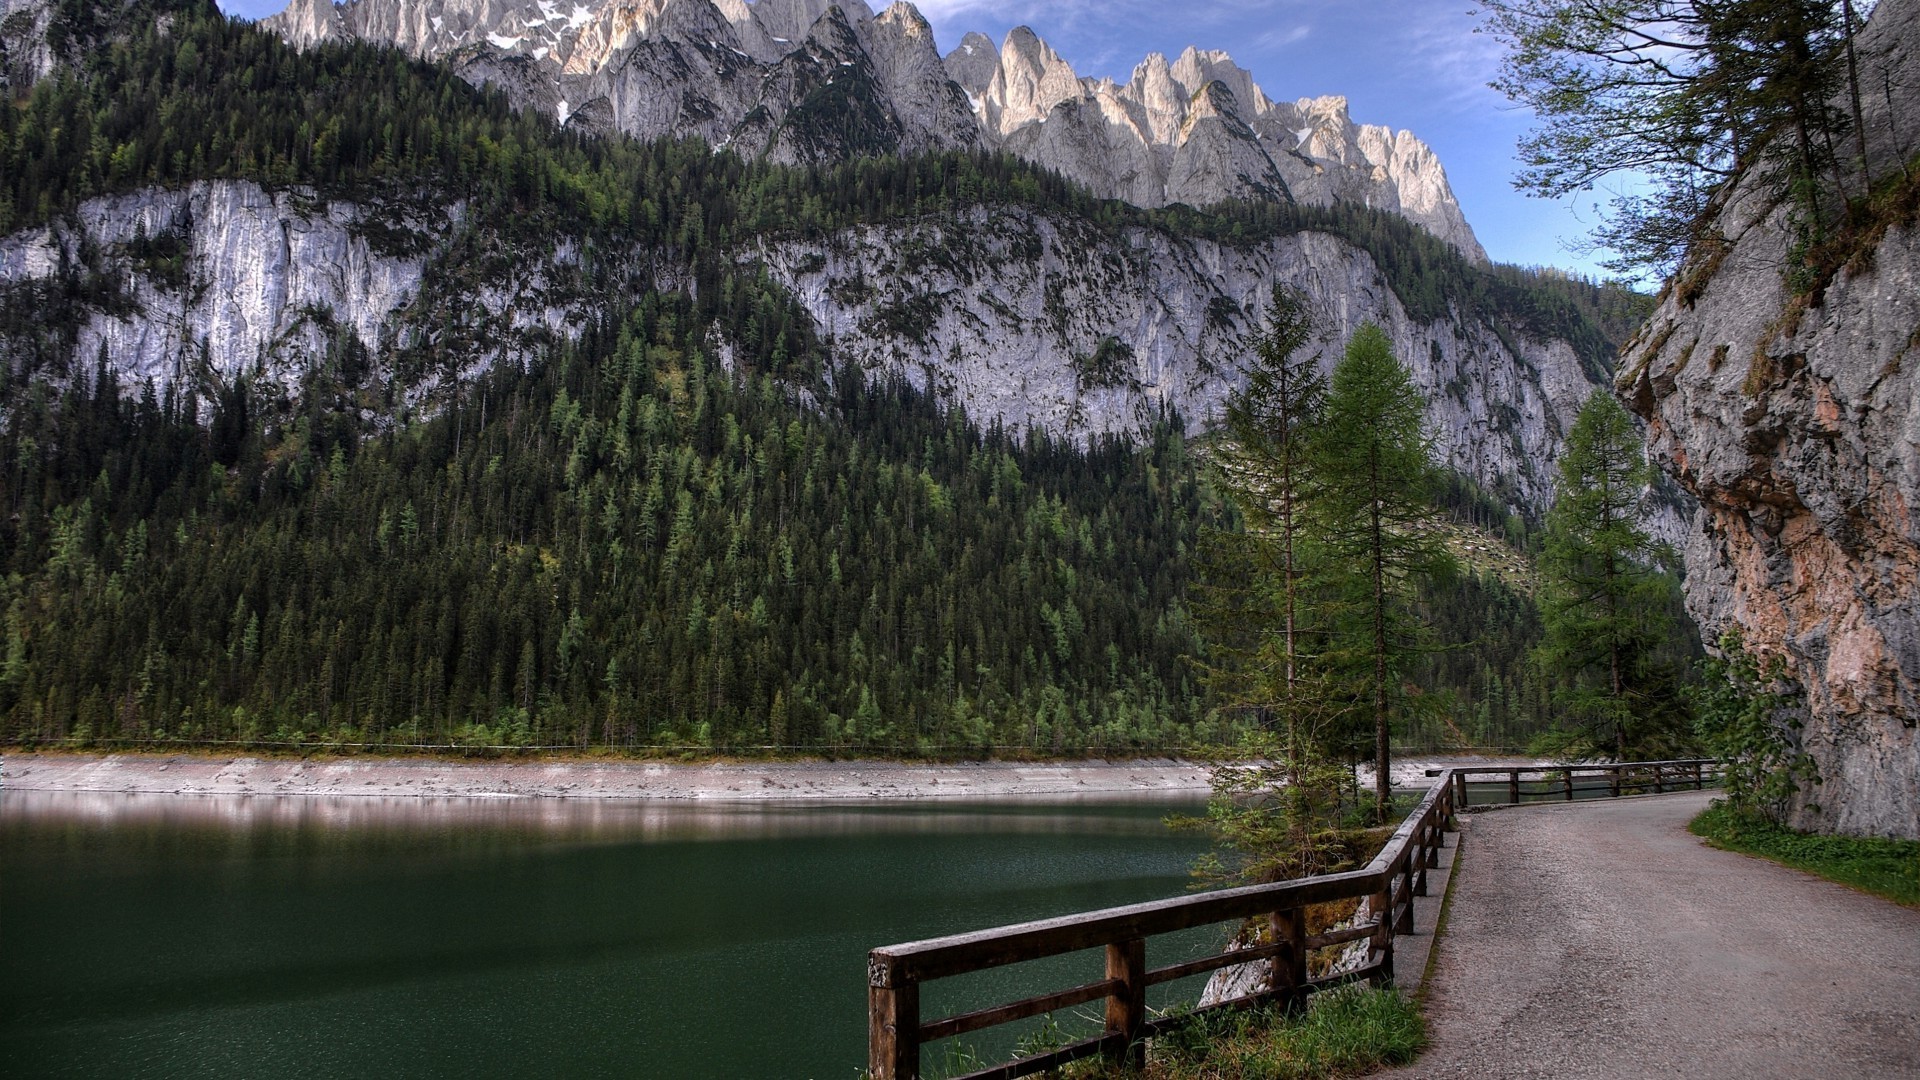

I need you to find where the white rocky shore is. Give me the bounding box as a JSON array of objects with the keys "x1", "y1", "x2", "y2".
[{"x1": 0, "y1": 753, "x2": 1502, "y2": 802}]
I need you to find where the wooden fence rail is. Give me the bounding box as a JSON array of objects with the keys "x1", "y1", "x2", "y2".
[
  {"x1": 1439, "y1": 758, "x2": 1719, "y2": 809},
  {"x1": 866, "y1": 758, "x2": 1719, "y2": 1080}
]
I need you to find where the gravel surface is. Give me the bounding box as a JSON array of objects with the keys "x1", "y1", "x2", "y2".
[{"x1": 1397, "y1": 792, "x2": 1920, "y2": 1079}]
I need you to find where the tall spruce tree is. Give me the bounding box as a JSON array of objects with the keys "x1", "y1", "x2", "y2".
[
  {"x1": 1317, "y1": 323, "x2": 1451, "y2": 823},
  {"x1": 1535, "y1": 389, "x2": 1682, "y2": 759}
]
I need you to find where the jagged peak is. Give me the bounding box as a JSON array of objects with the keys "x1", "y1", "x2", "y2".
[
  {"x1": 748, "y1": 0, "x2": 868, "y2": 45},
  {"x1": 942, "y1": 30, "x2": 998, "y2": 98},
  {"x1": 650, "y1": 0, "x2": 739, "y2": 47},
  {"x1": 1169, "y1": 46, "x2": 1269, "y2": 117},
  {"x1": 873, "y1": 1, "x2": 930, "y2": 38}
]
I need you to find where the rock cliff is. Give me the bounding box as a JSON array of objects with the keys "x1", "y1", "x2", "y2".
[
  {"x1": 0, "y1": 178, "x2": 1594, "y2": 516},
  {"x1": 1620, "y1": 0, "x2": 1920, "y2": 837},
  {"x1": 261, "y1": 0, "x2": 1485, "y2": 260}
]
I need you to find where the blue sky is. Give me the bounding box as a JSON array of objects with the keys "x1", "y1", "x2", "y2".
[{"x1": 215, "y1": 0, "x2": 1618, "y2": 277}]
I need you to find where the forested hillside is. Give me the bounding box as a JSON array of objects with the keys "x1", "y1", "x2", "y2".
[{"x1": 0, "y1": 0, "x2": 1669, "y2": 753}]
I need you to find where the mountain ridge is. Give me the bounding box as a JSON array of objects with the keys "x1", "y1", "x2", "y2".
[{"x1": 260, "y1": 0, "x2": 1488, "y2": 261}]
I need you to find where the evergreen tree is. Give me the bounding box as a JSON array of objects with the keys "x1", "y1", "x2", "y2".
[
  {"x1": 1535, "y1": 389, "x2": 1687, "y2": 758},
  {"x1": 1316, "y1": 323, "x2": 1451, "y2": 822},
  {"x1": 1482, "y1": 0, "x2": 1862, "y2": 275},
  {"x1": 1190, "y1": 287, "x2": 1357, "y2": 880}
]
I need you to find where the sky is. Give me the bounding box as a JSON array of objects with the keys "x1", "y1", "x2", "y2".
[{"x1": 213, "y1": 0, "x2": 1622, "y2": 278}]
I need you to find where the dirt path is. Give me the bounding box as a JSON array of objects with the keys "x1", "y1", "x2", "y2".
[{"x1": 1399, "y1": 792, "x2": 1920, "y2": 1079}]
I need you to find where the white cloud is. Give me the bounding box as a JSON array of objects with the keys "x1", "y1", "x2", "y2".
[{"x1": 1249, "y1": 24, "x2": 1311, "y2": 50}]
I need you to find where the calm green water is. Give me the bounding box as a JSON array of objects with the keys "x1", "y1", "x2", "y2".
[{"x1": 0, "y1": 790, "x2": 1218, "y2": 1079}]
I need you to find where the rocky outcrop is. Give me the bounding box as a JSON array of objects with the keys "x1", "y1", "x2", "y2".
[
  {"x1": 260, "y1": 0, "x2": 1485, "y2": 260},
  {"x1": 0, "y1": 0, "x2": 55, "y2": 94},
  {"x1": 0, "y1": 181, "x2": 650, "y2": 401},
  {"x1": 1620, "y1": 0, "x2": 1920, "y2": 837},
  {"x1": 753, "y1": 205, "x2": 1589, "y2": 510}
]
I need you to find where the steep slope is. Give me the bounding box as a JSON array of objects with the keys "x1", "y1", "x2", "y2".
[
  {"x1": 0, "y1": 2, "x2": 1644, "y2": 521},
  {"x1": 1620, "y1": 0, "x2": 1920, "y2": 837},
  {"x1": 0, "y1": 1, "x2": 1663, "y2": 754},
  {"x1": 261, "y1": 0, "x2": 1485, "y2": 260}
]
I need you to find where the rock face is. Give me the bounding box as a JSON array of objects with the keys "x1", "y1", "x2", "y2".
[
  {"x1": 0, "y1": 179, "x2": 1594, "y2": 518},
  {"x1": 1620, "y1": 0, "x2": 1920, "y2": 837},
  {"x1": 262, "y1": 0, "x2": 1485, "y2": 260},
  {"x1": 959, "y1": 36, "x2": 1487, "y2": 262},
  {"x1": 0, "y1": 181, "x2": 653, "y2": 400},
  {"x1": 0, "y1": 0, "x2": 55, "y2": 94},
  {"x1": 754, "y1": 206, "x2": 1582, "y2": 508}
]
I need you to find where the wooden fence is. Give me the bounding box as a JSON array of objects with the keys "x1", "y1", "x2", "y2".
[
  {"x1": 866, "y1": 758, "x2": 1720, "y2": 1080},
  {"x1": 1441, "y1": 758, "x2": 1719, "y2": 808}
]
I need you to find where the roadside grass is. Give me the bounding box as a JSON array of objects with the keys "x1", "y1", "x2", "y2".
[
  {"x1": 1690, "y1": 800, "x2": 1920, "y2": 907},
  {"x1": 1058, "y1": 985, "x2": 1425, "y2": 1080}
]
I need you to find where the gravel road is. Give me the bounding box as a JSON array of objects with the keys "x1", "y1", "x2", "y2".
[{"x1": 1397, "y1": 792, "x2": 1920, "y2": 1079}]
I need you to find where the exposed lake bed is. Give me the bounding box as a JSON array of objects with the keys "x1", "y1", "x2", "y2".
[{"x1": 0, "y1": 752, "x2": 1490, "y2": 802}]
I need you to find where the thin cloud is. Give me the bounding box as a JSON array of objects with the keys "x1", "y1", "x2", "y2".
[
  {"x1": 1250, "y1": 24, "x2": 1312, "y2": 50},
  {"x1": 1389, "y1": 4, "x2": 1511, "y2": 114}
]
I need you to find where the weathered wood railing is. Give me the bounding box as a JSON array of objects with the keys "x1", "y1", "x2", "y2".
[
  {"x1": 866, "y1": 758, "x2": 1723, "y2": 1080},
  {"x1": 1437, "y1": 758, "x2": 1720, "y2": 808},
  {"x1": 866, "y1": 775, "x2": 1457, "y2": 1080}
]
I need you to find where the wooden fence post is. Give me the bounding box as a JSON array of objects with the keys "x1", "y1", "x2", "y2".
[
  {"x1": 1271, "y1": 907, "x2": 1308, "y2": 1015},
  {"x1": 1371, "y1": 878, "x2": 1396, "y2": 984},
  {"x1": 1563, "y1": 770, "x2": 1574, "y2": 801},
  {"x1": 1609, "y1": 766, "x2": 1621, "y2": 798},
  {"x1": 1508, "y1": 769, "x2": 1520, "y2": 805},
  {"x1": 1105, "y1": 937, "x2": 1147, "y2": 1069},
  {"x1": 1693, "y1": 761, "x2": 1704, "y2": 789},
  {"x1": 869, "y1": 955, "x2": 918, "y2": 1080}
]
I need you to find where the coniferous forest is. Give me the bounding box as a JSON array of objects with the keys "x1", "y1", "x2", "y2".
[{"x1": 0, "y1": 0, "x2": 1681, "y2": 755}]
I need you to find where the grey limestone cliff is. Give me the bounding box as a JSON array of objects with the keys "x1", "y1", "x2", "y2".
[
  {"x1": 1, "y1": 179, "x2": 1601, "y2": 520},
  {"x1": 1620, "y1": 0, "x2": 1920, "y2": 837}
]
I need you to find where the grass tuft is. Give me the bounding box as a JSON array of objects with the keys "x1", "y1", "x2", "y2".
[
  {"x1": 1067, "y1": 985, "x2": 1425, "y2": 1080},
  {"x1": 1690, "y1": 799, "x2": 1920, "y2": 907}
]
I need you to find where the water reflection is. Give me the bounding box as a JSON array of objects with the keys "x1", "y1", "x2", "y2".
[
  {"x1": 0, "y1": 787, "x2": 1205, "y2": 842},
  {"x1": 0, "y1": 787, "x2": 1216, "y2": 1079}
]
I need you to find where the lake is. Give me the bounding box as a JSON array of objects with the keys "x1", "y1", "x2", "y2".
[{"x1": 0, "y1": 789, "x2": 1222, "y2": 1079}]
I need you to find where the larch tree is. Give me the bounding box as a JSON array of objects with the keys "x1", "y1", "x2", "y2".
[
  {"x1": 1480, "y1": 0, "x2": 1863, "y2": 275},
  {"x1": 1190, "y1": 287, "x2": 1354, "y2": 883},
  {"x1": 1534, "y1": 389, "x2": 1682, "y2": 759},
  {"x1": 1316, "y1": 323, "x2": 1451, "y2": 824}
]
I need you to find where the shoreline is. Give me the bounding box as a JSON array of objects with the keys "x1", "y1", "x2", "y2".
[{"x1": 0, "y1": 752, "x2": 1523, "y2": 802}]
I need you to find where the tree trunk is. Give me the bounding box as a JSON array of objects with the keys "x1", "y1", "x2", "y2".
[{"x1": 1372, "y1": 504, "x2": 1390, "y2": 824}]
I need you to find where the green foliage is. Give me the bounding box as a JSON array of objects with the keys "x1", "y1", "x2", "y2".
[
  {"x1": 1192, "y1": 287, "x2": 1324, "y2": 733},
  {"x1": 1534, "y1": 390, "x2": 1696, "y2": 758},
  {"x1": 1316, "y1": 324, "x2": 1453, "y2": 819},
  {"x1": 1691, "y1": 630, "x2": 1814, "y2": 824},
  {"x1": 1072, "y1": 986, "x2": 1425, "y2": 1080},
  {"x1": 0, "y1": 296, "x2": 1218, "y2": 753},
  {"x1": 0, "y1": 0, "x2": 1661, "y2": 764},
  {"x1": 1691, "y1": 800, "x2": 1919, "y2": 907},
  {"x1": 1483, "y1": 0, "x2": 1864, "y2": 275}
]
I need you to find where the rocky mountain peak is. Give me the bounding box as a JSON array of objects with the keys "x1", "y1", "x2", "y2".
[
  {"x1": 941, "y1": 30, "x2": 996, "y2": 99},
  {"x1": 254, "y1": 0, "x2": 1486, "y2": 256}
]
